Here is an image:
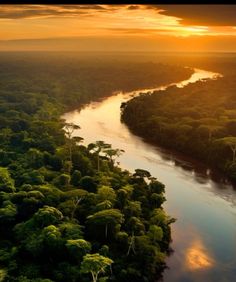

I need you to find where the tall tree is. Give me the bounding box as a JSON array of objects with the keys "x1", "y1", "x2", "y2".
[
  {"x1": 87, "y1": 209, "x2": 124, "y2": 239},
  {"x1": 80, "y1": 253, "x2": 113, "y2": 282},
  {"x1": 104, "y1": 148, "x2": 125, "y2": 167},
  {"x1": 88, "y1": 141, "x2": 111, "y2": 171},
  {"x1": 63, "y1": 122, "x2": 80, "y2": 163},
  {"x1": 217, "y1": 137, "x2": 236, "y2": 162}
]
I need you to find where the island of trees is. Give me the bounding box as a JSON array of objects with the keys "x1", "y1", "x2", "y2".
[
  {"x1": 122, "y1": 67, "x2": 236, "y2": 181},
  {"x1": 0, "y1": 53, "x2": 195, "y2": 281}
]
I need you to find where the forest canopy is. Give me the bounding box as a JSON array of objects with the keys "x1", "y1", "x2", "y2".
[
  {"x1": 0, "y1": 52, "x2": 192, "y2": 282},
  {"x1": 122, "y1": 58, "x2": 236, "y2": 181}
]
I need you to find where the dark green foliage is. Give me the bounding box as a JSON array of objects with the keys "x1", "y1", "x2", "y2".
[
  {"x1": 122, "y1": 72, "x2": 236, "y2": 181},
  {"x1": 79, "y1": 176, "x2": 97, "y2": 193},
  {"x1": 0, "y1": 167, "x2": 15, "y2": 193},
  {"x1": 70, "y1": 170, "x2": 82, "y2": 186},
  {"x1": 0, "y1": 53, "x2": 179, "y2": 281},
  {"x1": 53, "y1": 174, "x2": 71, "y2": 189}
]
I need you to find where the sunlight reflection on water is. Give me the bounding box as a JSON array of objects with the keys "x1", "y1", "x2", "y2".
[
  {"x1": 62, "y1": 68, "x2": 236, "y2": 282},
  {"x1": 185, "y1": 239, "x2": 214, "y2": 271}
]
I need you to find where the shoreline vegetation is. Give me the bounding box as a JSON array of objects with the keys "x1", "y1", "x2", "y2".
[
  {"x1": 122, "y1": 62, "x2": 236, "y2": 182},
  {"x1": 0, "y1": 53, "x2": 193, "y2": 281}
]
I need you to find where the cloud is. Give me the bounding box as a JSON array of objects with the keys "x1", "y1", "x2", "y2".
[
  {"x1": 59, "y1": 5, "x2": 106, "y2": 10},
  {"x1": 1, "y1": 5, "x2": 235, "y2": 28},
  {"x1": 0, "y1": 5, "x2": 107, "y2": 19},
  {"x1": 127, "y1": 5, "x2": 140, "y2": 10},
  {"x1": 105, "y1": 27, "x2": 178, "y2": 36},
  {"x1": 152, "y1": 5, "x2": 236, "y2": 26}
]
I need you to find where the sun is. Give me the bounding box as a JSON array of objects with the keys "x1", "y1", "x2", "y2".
[{"x1": 178, "y1": 26, "x2": 209, "y2": 37}]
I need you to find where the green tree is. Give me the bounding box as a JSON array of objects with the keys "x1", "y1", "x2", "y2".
[
  {"x1": 66, "y1": 239, "x2": 91, "y2": 260},
  {"x1": 88, "y1": 141, "x2": 111, "y2": 171},
  {"x1": 133, "y1": 169, "x2": 151, "y2": 179},
  {"x1": 41, "y1": 225, "x2": 62, "y2": 247},
  {"x1": 149, "y1": 180, "x2": 165, "y2": 194},
  {"x1": 80, "y1": 176, "x2": 97, "y2": 193},
  {"x1": 104, "y1": 148, "x2": 124, "y2": 167},
  {"x1": 216, "y1": 137, "x2": 236, "y2": 162},
  {"x1": 147, "y1": 225, "x2": 163, "y2": 243},
  {"x1": 64, "y1": 189, "x2": 88, "y2": 219},
  {"x1": 53, "y1": 173, "x2": 71, "y2": 189},
  {"x1": 0, "y1": 269, "x2": 6, "y2": 282},
  {"x1": 70, "y1": 170, "x2": 81, "y2": 186},
  {"x1": 97, "y1": 186, "x2": 116, "y2": 205},
  {"x1": 59, "y1": 222, "x2": 83, "y2": 240},
  {"x1": 198, "y1": 124, "x2": 223, "y2": 141},
  {"x1": 63, "y1": 122, "x2": 80, "y2": 162},
  {"x1": 0, "y1": 167, "x2": 15, "y2": 193},
  {"x1": 150, "y1": 193, "x2": 166, "y2": 208},
  {"x1": 80, "y1": 253, "x2": 113, "y2": 282},
  {"x1": 26, "y1": 148, "x2": 44, "y2": 169},
  {"x1": 0, "y1": 200, "x2": 17, "y2": 222},
  {"x1": 87, "y1": 209, "x2": 124, "y2": 239},
  {"x1": 33, "y1": 206, "x2": 63, "y2": 227}
]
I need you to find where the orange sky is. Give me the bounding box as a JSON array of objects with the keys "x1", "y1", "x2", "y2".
[{"x1": 0, "y1": 5, "x2": 236, "y2": 52}]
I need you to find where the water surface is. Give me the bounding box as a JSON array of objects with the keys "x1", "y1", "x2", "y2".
[{"x1": 62, "y1": 68, "x2": 236, "y2": 282}]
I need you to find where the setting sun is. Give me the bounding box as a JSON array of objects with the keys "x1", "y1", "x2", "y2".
[
  {"x1": 0, "y1": 5, "x2": 236, "y2": 51},
  {"x1": 1, "y1": 4, "x2": 236, "y2": 282}
]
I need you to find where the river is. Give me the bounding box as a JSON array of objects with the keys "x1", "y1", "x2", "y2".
[{"x1": 62, "y1": 68, "x2": 236, "y2": 282}]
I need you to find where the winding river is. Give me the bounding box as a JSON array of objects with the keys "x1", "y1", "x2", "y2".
[{"x1": 62, "y1": 68, "x2": 236, "y2": 282}]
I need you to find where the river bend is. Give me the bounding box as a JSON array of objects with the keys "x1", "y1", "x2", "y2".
[{"x1": 62, "y1": 68, "x2": 236, "y2": 282}]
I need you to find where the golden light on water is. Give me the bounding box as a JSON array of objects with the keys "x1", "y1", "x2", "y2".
[{"x1": 185, "y1": 239, "x2": 214, "y2": 270}]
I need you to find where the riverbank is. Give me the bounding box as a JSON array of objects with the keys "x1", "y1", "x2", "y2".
[
  {"x1": 1, "y1": 54, "x2": 198, "y2": 281},
  {"x1": 63, "y1": 66, "x2": 236, "y2": 282},
  {"x1": 121, "y1": 71, "x2": 236, "y2": 182}
]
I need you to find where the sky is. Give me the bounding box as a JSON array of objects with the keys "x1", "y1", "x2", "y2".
[{"x1": 0, "y1": 5, "x2": 236, "y2": 52}]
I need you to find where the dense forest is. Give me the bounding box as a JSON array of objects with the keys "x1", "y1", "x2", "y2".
[
  {"x1": 0, "y1": 53, "x2": 194, "y2": 282},
  {"x1": 0, "y1": 53, "x2": 193, "y2": 109},
  {"x1": 122, "y1": 58, "x2": 236, "y2": 181}
]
